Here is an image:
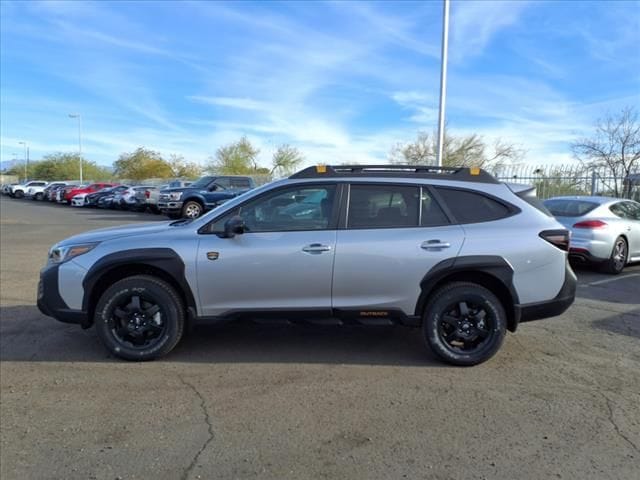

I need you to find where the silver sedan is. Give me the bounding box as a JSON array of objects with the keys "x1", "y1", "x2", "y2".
[{"x1": 543, "y1": 196, "x2": 640, "y2": 274}]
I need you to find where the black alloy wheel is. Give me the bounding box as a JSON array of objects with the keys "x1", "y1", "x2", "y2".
[{"x1": 423, "y1": 282, "x2": 506, "y2": 366}]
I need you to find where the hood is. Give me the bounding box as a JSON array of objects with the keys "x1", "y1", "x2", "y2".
[
  {"x1": 57, "y1": 221, "x2": 176, "y2": 246},
  {"x1": 161, "y1": 187, "x2": 195, "y2": 193}
]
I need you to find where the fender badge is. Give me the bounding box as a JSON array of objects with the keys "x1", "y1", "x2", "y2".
[{"x1": 206, "y1": 252, "x2": 220, "y2": 261}]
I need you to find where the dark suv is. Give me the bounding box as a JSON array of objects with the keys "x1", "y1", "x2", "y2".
[{"x1": 158, "y1": 175, "x2": 255, "y2": 219}]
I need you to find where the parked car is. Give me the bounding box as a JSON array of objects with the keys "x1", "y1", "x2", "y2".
[
  {"x1": 71, "y1": 193, "x2": 90, "y2": 207},
  {"x1": 38, "y1": 165, "x2": 576, "y2": 365},
  {"x1": 113, "y1": 186, "x2": 153, "y2": 211},
  {"x1": 544, "y1": 196, "x2": 640, "y2": 274},
  {"x1": 57, "y1": 185, "x2": 81, "y2": 203},
  {"x1": 85, "y1": 186, "x2": 126, "y2": 208},
  {"x1": 158, "y1": 175, "x2": 254, "y2": 219},
  {"x1": 27, "y1": 182, "x2": 69, "y2": 201},
  {"x1": 63, "y1": 183, "x2": 115, "y2": 204},
  {"x1": 1, "y1": 183, "x2": 18, "y2": 195},
  {"x1": 9, "y1": 181, "x2": 48, "y2": 198},
  {"x1": 41, "y1": 183, "x2": 71, "y2": 201},
  {"x1": 142, "y1": 181, "x2": 192, "y2": 214}
]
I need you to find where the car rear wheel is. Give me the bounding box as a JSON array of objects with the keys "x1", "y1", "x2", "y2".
[
  {"x1": 422, "y1": 282, "x2": 506, "y2": 366},
  {"x1": 94, "y1": 275, "x2": 185, "y2": 361},
  {"x1": 182, "y1": 201, "x2": 203, "y2": 219},
  {"x1": 602, "y1": 236, "x2": 627, "y2": 275},
  {"x1": 14, "y1": 190, "x2": 24, "y2": 198}
]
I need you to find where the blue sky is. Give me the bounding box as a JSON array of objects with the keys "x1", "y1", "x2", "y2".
[{"x1": 1, "y1": 0, "x2": 639, "y2": 169}]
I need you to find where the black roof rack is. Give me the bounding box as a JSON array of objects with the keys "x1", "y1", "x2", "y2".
[{"x1": 289, "y1": 165, "x2": 499, "y2": 183}]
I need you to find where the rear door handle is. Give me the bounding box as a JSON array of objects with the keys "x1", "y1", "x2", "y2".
[
  {"x1": 421, "y1": 240, "x2": 451, "y2": 250},
  {"x1": 302, "y1": 243, "x2": 332, "y2": 253}
]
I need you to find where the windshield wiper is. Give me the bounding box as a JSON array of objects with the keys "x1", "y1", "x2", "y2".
[{"x1": 169, "y1": 218, "x2": 193, "y2": 226}]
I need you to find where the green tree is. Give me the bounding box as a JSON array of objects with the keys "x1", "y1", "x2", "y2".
[
  {"x1": 208, "y1": 136, "x2": 261, "y2": 174},
  {"x1": 388, "y1": 130, "x2": 523, "y2": 169},
  {"x1": 2, "y1": 153, "x2": 111, "y2": 181},
  {"x1": 114, "y1": 147, "x2": 173, "y2": 180},
  {"x1": 168, "y1": 154, "x2": 203, "y2": 178},
  {"x1": 271, "y1": 144, "x2": 304, "y2": 177}
]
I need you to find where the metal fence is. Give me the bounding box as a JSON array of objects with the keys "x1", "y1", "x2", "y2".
[{"x1": 490, "y1": 164, "x2": 640, "y2": 201}]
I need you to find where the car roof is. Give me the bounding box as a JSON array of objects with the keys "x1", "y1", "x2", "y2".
[
  {"x1": 290, "y1": 164, "x2": 498, "y2": 184},
  {"x1": 544, "y1": 196, "x2": 631, "y2": 205}
]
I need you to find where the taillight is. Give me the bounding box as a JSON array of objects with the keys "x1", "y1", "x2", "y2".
[
  {"x1": 573, "y1": 220, "x2": 607, "y2": 229},
  {"x1": 145, "y1": 190, "x2": 150, "y2": 199},
  {"x1": 540, "y1": 229, "x2": 570, "y2": 251}
]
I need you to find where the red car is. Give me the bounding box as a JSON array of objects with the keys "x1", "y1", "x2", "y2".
[{"x1": 63, "y1": 183, "x2": 115, "y2": 204}]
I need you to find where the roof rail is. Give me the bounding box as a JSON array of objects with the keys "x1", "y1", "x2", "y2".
[{"x1": 289, "y1": 164, "x2": 498, "y2": 183}]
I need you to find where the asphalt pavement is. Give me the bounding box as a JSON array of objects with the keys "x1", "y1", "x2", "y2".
[{"x1": 1, "y1": 196, "x2": 639, "y2": 480}]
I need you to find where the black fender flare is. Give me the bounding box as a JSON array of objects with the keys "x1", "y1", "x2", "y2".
[
  {"x1": 82, "y1": 248, "x2": 197, "y2": 317},
  {"x1": 415, "y1": 255, "x2": 520, "y2": 330}
]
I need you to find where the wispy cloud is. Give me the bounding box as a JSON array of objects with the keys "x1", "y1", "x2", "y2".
[{"x1": 450, "y1": 0, "x2": 530, "y2": 61}]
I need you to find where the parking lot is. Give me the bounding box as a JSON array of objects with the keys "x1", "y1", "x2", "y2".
[{"x1": 0, "y1": 195, "x2": 638, "y2": 480}]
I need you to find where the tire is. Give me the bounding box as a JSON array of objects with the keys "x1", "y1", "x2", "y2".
[
  {"x1": 94, "y1": 275, "x2": 185, "y2": 361},
  {"x1": 422, "y1": 282, "x2": 507, "y2": 366},
  {"x1": 14, "y1": 190, "x2": 24, "y2": 199},
  {"x1": 181, "y1": 200, "x2": 203, "y2": 219},
  {"x1": 35, "y1": 193, "x2": 43, "y2": 201},
  {"x1": 601, "y1": 236, "x2": 627, "y2": 275}
]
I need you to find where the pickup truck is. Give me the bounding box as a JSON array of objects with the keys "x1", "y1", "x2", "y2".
[{"x1": 158, "y1": 175, "x2": 254, "y2": 218}]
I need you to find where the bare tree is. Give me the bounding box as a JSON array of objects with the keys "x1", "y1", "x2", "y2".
[
  {"x1": 572, "y1": 106, "x2": 640, "y2": 197},
  {"x1": 388, "y1": 129, "x2": 523, "y2": 169},
  {"x1": 271, "y1": 144, "x2": 304, "y2": 177}
]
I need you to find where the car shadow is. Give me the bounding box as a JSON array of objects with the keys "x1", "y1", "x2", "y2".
[
  {"x1": 590, "y1": 308, "x2": 640, "y2": 340},
  {"x1": 0, "y1": 305, "x2": 443, "y2": 367}
]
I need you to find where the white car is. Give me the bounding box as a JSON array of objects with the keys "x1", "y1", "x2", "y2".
[
  {"x1": 71, "y1": 193, "x2": 89, "y2": 207},
  {"x1": 26, "y1": 184, "x2": 51, "y2": 200},
  {"x1": 10, "y1": 181, "x2": 48, "y2": 199}
]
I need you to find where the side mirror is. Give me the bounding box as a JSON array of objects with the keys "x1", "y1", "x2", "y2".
[{"x1": 223, "y1": 215, "x2": 246, "y2": 238}]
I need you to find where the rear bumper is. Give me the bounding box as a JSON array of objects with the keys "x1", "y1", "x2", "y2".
[
  {"x1": 568, "y1": 247, "x2": 608, "y2": 264},
  {"x1": 515, "y1": 261, "x2": 576, "y2": 323},
  {"x1": 37, "y1": 263, "x2": 88, "y2": 326}
]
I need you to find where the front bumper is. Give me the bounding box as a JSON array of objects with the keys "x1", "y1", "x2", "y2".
[
  {"x1": 158, "y1": 201, "x2": 183, "y2": 212},
  {"x1": 514, "y1": 260, "x2": 577, "y2": 323},
  {"x1": 37, "y1": 263, "x2": 88, "y2": 326}
]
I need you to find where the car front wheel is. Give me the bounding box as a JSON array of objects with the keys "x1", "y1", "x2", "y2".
[
  {"x1": 422, "y1": 282, "x2": 506, "y2": 366},
  {"x1": 94, "y1": 275, "x2": 185, "y2": 361},
  {"x1": 182, "y1": 201, "x2": 203, "y2": 219}
]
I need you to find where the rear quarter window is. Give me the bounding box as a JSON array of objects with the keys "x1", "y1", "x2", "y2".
[{"x1": 434, "y1": 187, "x2": 513, "y2": 224}]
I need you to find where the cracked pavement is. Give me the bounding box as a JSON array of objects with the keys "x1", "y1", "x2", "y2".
[{"x1": 1, "y1": 196, "x2": 639, "y2": 479}]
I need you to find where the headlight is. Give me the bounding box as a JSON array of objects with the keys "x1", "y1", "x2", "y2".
[
  {"x1": 48, "y1": 243, "x2": 99, "y2": 264},
  {"x1": 168, "y1": 192, "x2": 183, "y2": 201}
]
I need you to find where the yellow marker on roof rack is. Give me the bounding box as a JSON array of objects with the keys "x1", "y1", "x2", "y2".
[
  {"x1": 469, "y1": 167, "x2": 480, "y2": 176},
  {"x1": 316, "y1": 165, "x2": 327, "y2": 173}
]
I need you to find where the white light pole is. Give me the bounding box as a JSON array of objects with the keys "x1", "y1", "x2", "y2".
[
  {"x1": 68, "y1": 113, "x2": 83, "y2": 183},
  {"x1": 18, "y1": 141, "x2": 28, "y2": 181},
  {"x1": 436, "y1": 0, "x2": 450, "y2": 167}
]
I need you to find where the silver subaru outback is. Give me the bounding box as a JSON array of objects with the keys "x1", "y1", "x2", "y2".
[{"x1": 38, "y1": 165, "x2": 576, "y2": 366}]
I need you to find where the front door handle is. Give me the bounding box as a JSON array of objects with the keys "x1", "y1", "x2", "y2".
[
  {"x1": 421, "y1": 240, "x2": 451, "y2": 250},
  {"x1": 302, "y1": 243, "x2": 332, "y2": 254}
]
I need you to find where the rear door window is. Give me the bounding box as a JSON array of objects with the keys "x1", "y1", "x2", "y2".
[
  {"x1": 347, "y1": 184, "x2": 419, "y2": 228},
  {"x1": 434, "y1": 187, "x2": 512, "y2": 224}
]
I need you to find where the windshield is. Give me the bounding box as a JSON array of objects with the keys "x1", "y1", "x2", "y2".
[
  {"x1": 189, "y1": 176, "x2": 215, "y2": 189},
  {"x1": 543, "y1": 199, "x2": 599, "y2": 217}
]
